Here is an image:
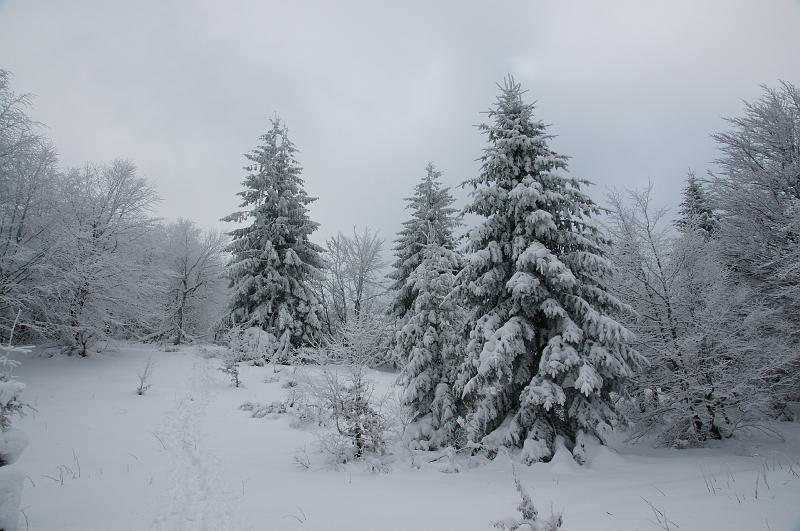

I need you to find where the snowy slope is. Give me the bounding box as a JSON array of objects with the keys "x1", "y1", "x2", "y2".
[{"x1": 12, "y1": 344, "x2": 800, "y2": 531}]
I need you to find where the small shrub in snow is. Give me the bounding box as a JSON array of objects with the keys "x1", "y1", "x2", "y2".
[
  {"x1": 333, "y1": 369, "x2": 386, "y2": 459},
  {"x1": 383, "y1": 390, "x2": 417, "y2": 446},
  {"x1": 363, "y1": 456, "x2": 390, "y2": 474},
  {"x1": 136, "y1": 356, "x2": 154, "y2": 395},
  {"x1": 0, "y1": 313, "x2": 30, "y2": 531},
  {"x1": 311, "y1": 367, "x2": 387, "y2": 463},
  {"x1": 197, "y1": 344, "x2": 227, "y2": 359},
  {"x1": 0, "y1": 350, "x2": 28, "y2": 432},
  {"x1": 225, "y1": 326, "x2": 275, "y2": 366},
  {"x1": 493, "y1": 471, "x2": 564, "y2": 531},
  {"x1": 281, "y1": 368, "x2": 299, "y2": 389},
  {"x1": 292, "y1": 446, "x2": 312, "y2": 470},
  {"x1": 298, "y1": 315, "x2": 393, "y2": 368},
  {"x1": 240, "y1": 401, "x2": 287, "y2": 418},
  {"x1": 438, "y1": 446, "x2": 462, "y2": 474},
  {"x1": 0, "y1": 378, "x2": 24, "y2": 434},
  {"x1": 286, "y1": 387, "x2": 318, "y2": 428},
  {"x1": 219, "y1": 351, "x2": 242, "y2": 388},
  {"x1": 571, "y1": 431, "x2": 600, "y2": 466},
  {"x1": 0, "y1": 326, "x2": 30, "y2": 435}
]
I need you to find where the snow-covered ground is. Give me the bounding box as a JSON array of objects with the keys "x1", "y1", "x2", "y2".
[{"x1": 12, "y1": 344, "x2": 800, "y2": 530}]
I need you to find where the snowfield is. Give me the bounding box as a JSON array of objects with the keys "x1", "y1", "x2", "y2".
[{"x1": 12, "y1": 344, "x2": 800, "y2": 531}]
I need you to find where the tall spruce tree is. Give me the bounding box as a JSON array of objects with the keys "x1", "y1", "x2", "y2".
[
  {"x1": 455, "y1": 77, "x2": 641, "y2": 463},
  {"x1": 395, "y1": 238, "x2": 462, "y2": 448},
  {"x1": 389, "y1": 163, "x2": 459, "y2": 319},
  {"x1": 223, "y1": 117, "x2": 324, "y2": 362},
  {"x1": 676, "y1": 171, "x2": 716, "y2": 235}
]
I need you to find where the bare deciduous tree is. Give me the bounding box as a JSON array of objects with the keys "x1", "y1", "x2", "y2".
[
  {"x1": 0, "y1": 70, "x2": 60, "y2": 340},
  {"x1": 711, "y1": 81, "x2": 800, "y2": 406},
  {"x1": 48, "y1": 161, "x2": 160, "y2": 355},
  {"x1": 159, "y1": 219, "x2": 226, "y2": 345},
  {"x1": 317, "y1": 226, "x2": 388, "y2": 334},
  {"x1": 606, "y1": 185, "x2": 790, "y2": 445}
]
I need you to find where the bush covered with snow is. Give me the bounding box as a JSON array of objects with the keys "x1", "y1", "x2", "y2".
[
  {"x1": 493, "y1": 470, "x2": 564, "y2": 531},
  {"x1": 0, "y1": 352, "x2": 29, "y2": 436},
  {"x1": 318, "y1": 368, "x2": 387, "y2": 463},
  {"x1": 300, "y1": 366, "x2": 388, "y2": 465},
  {"x1": 225, "y1": 326, "x2": 276, "y2": 366},
  {"x1": 135, "y1": 356, "x2": 154, "y2": 395},
  {"x1": 297, "y1": 314, "x2": 394, "y2": 368},
  {"x1": 0, "y1": 327, "x2": 31, "y2": 531},
  {"x1": 219, "y1": 349, "x2": 243, "y2": 388}
]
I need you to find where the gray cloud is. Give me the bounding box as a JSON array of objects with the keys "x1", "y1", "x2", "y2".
[{"x1": 1, "y1": 0, "x2": 798, "y2": 244}]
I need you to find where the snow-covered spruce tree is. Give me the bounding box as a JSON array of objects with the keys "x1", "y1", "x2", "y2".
[
  {"x1": 493, "y1": 471, "x2": 563, "y2": 531},
  {"x1": 223, "y1": 118, "x2": 324, "y2": 364},
  {"x1": 388, "y1": 163, "x2": 460, "y2": 320},
  {"x1": 396, "y1": 240, "x2": 463, "y2": 448},
  {"x1": 675, "y1": 171, "x2": 716, "y2": 236},
  {"x1": 455, "y1": 77, "x2": 641, "y2": 463}
]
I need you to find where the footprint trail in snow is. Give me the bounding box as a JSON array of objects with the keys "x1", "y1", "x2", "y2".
[{"x1": 151, "y1": 359, "x2": 235, "y2": 531}]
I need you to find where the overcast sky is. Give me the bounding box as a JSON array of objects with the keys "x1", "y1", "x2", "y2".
[{"x1": 1, "y1": 0, "x2": 798, "y2": 244}]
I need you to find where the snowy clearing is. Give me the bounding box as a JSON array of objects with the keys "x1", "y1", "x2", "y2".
[{"x1": 13, "y1": 344, "x2": 800, "y2": 531}]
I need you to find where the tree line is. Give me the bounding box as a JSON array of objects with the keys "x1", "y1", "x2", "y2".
[
  {"x1": 2, "y1": 68, "x2": 798, "y2": 458},
  {"x1": 0, "y1": 70, "x2": 228, "y2": 355}
]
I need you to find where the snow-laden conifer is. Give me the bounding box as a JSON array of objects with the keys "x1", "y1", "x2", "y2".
[
  {"x1": 395, "y1": 239, "x2": 462, "y2": 448},
  {"x1": 676, "y1": 171, "x2": 717, "y2": 235},
  {"x1": 456, "y1": 77, "x2": 641, "y2": 462},
  {"x1": 389, "y1": 163, "x2": 459, "y2": 319},
  {"x1": 223, "y1": 118, "x2": 324, "y2": 363}
]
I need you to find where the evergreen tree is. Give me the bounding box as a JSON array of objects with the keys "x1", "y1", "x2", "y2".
[
  {"x1": 676, "y1": 171, "x2": 716, "y2": 235},
  {"x1": 389, "y1": 163, "x2": 459, "y2": 319},
  {"x1": 395, "y1": 239, "x2": 462, "y2": 448},
  {"x1": 222, "y1": 117, "x2": 324, "y2": 363},
  {"x1": 455, "y1": 77, "x2": 641, "y2": 463}
]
